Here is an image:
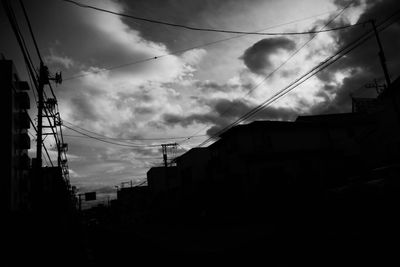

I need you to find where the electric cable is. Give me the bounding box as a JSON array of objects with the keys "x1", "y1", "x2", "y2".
[
  {"x1": 62, "y1": 0, "x2": 361, "y2": 36},
  {"x1": 62, "y1": 119, "x2": 207, "y2": 141},
  {"x1": 181, "y1": 0, "x2": 356, "y2": 145},
  {"x1": 62, "y1": 124, "x2": 165, "y2": 148},
  {"x1": 195, "y1": 13, "x2": 400, "y2": 147},
  {"x1": 62, "y1": 9, "x2": 343, "y2": 81}
]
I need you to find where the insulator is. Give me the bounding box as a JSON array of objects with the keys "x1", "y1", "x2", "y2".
[
  {"x1": 45, "y1": 98, "x2": 57, "y2": 111},
  {"x1": 60, "y1": 143, "x2": 68, "y2": 152},
  {"x1": 55, "y1": 72, "x2": 62, "y2": 84}
]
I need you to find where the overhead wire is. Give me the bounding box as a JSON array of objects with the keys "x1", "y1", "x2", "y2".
[
  {"x1": 5, "y1": 0, "x2": 69, "y2": 171},
  {"x1": 60, "y1": 4, "x2": 359, "y2": 151},
  {"x1": 2, "y1": 0, "x2": 57, "y2": 167},
  {"x1": 62, "y1": 133, "x2": 206, "y2": 142},
  {"x1": 42, "y1": 152, "x2": 49, "y2": 166},
  {"x1": 2, "y1": 0, "x2": 38, "y2": 88},
  {"x1": 195, "y1": 10, "x2": 400, "y2": 148},
  {"x1": 62, "y1": 9, "x2": 342, "y2": 81},
  {"x1": 20, "y1": 96, "x2": 55, "y2": 167},
  {"x1": 8, "y1": 0, "x2": 398, "y2": 178},
  {"x1": 18, "y1": 0, "x2": 43, "y2": 64},
  {"x1": 197, "y1": 16, "x2": 400, "y2": 147},
  {"x1": 62, "y1": 124, "x2": 163, "y2": 148},
  {"x1": 18, "y1": 0, "x2": 68, "y2": 170},
  {"x1": 21, "y1": 90, "x2": 55, "y2": 167},
  {"x1": 62, "y1": 119, "x2": 207, "y2": 141},
  {"x1": 62, "y1": 0, "x2": 361, "y2": 36},
  {"x1": 181, "y1": 0, "x2": 356, "y2": 145},
  {"x1": 9, "y1": 1, "x2": 39, "y2": 79},
  {"x1": 25, "y1": 60, "x2": 38, "y2": 104}
]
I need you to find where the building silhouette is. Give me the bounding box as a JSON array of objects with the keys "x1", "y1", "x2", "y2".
[
  {"x1": 2, "y1": 59, "x2": 32, "y2": 212},
  {"x1": 3, "y1": 59, "x2": 86, "y2": 265},
  {"x1": 123, "y1": 76, "x2": 400, "y2": 229},
  {"x1": 98, "y1": 76, "x2": 400, "y2": 261}
]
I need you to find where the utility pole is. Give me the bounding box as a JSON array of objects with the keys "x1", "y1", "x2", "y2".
[
  {"x1": 161, "y1": 143, "x2": 177, "y2": 167},
  {"x1": 78, "y1": 193, "x2": 82, "y2": 212},
  {"x1": 120, "y1": 181, "x2": 133, "y2": 188},
  {"x1": 35, "y1": 62, "x2": 48, "y2": 169},
  {"x1": 370, "y1": 20, "x2": 391, "y2": 87},
  {"x1": 161, "y1": 143, "x2": 177, "y2": 199},
  {"x1": 365, "y1": 79, "x2": 386, "y2": 95}
]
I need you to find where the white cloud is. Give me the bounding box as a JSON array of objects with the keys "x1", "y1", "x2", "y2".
[
  {"x1": 44, "y1": 48, "x2": 74, "y2": 69},
  {"x1": 55, "y1": 0, "x2": 369, "y2": 194},
  {"x1": 181, "y1": 48, "x2": 207, "y2": 66},
  {"x1": 69, "y1": 168, "x2": 82, "y2": 178},
  {"x1": 57, "y1": 0, "x2": 205, "y2": 141},
  {"x1": 75, "y1": 0, "x2": 190, "y2": 86}
]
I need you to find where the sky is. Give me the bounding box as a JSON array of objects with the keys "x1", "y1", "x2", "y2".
[{"x1": 2, "y1": 0, "x2": 400, "y2": 206}]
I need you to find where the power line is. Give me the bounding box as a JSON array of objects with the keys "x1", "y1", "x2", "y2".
[
  {"x1": 134, "y1": 180, "x2": 147, "y2": 187},
  {"x1": 62, "y1": 120, "x2": 207, "y2": 141},
  {"x1": 62, "y1": 0, "x2": 361, "y2": 36},
  {"x1": 62, "y1": 5, "x2": 356, "y2": 151},
  {"x1": 42, "y1": 152, "x2": 49, "y2": 166},
  {"x1": 197, "y1": 41, "x2": 362, "y2": 147},
  {"x1": 18, "y1": 0, "x2": 43, "y2": 64},
  {"x1": 197, "y1": 16, "x2": 399, "y2": 147},
  {"x1": 195, "y1": 12, "x2": 400, "y2": 148},
  {"x1": 181, "y1": 1, "x2": 356, "y2": 145},
  {"x1": 62, "y1": 124, "x2": 163, "y2": 148},
  {"x1": 5, "y1": 0, "x2": 70, "y2": 174},
  {"x1": 63, "y1": 133, "x2": 206, "y2": 142},
  {"x1": 2, "y1": 0, "x2": 56, "y2": 168},
  {"x1": 2, "y1": 0, "x2": 38, "y2": 88},
  {"x1": 5, "y1": 0, "x2": 58, "y2": 167},
  {"x1": 62, "y1": 9, "x2": 341, "y2": 81},
  {"x1": 27, "y1": 114, "x2": 54, "y2": 167},
  {"x1": 243, "y1": 10, "x2": 400, "y2": 125},
  {"x1": 19, "y1": 1, "x2": 63, "y2": 161},
  {"x1": 25, "y1": 60, "x2": 38, "y2": 103}
]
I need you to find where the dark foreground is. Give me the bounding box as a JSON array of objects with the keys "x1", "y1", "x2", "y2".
[
  {"x1": 5, "y1": 174, "x2": 400, "y2": 266},
  {"x1": 4, "y1": 211, "x2": 400, "y2": 266}
]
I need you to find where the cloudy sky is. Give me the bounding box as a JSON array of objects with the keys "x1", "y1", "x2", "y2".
[{"x1": 2, "y1": 0, "x2": 400, "y2": 204}]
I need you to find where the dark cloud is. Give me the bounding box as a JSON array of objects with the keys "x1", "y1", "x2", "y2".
[
  {"x1": 194, "y1": 80, "x2": 255, "y2": 93},
  {"x1": 240, "y1": 37, "x2": 296, "y2": 74},
  {"x1": 310, "y1": 0, "x2": 400, "y2": 114},
  {"x1": 163, "y1": 98, "x2": 298, "y2": 136},
  {"x1": 312, "y1": 72, "x2": 372, "y2": 114},
  {"x1": 69, "y1": 93, "x2": 99, "y2": 122},
  {"x1": 195, "y1": 80, "x2": 238, "y2": 92},
  {"x1": 162, "y1": 98, "x2": 249, "y2": 128},
  {"x1": 134, "y1": 106, "x2": 154, "y2": 115},
  {"x1": 110, "y1": 121, "x2": 138, "y2": 138},
  {"x1": 145, "y1": 121, "x2": 167, "y2": 130},
  {"x1": 163, "y1": 112, "x2": 220, "y2": 128},
  {"x1": 117, "y1": 89, "x2": 154, "y2": 103},
  {"x1": 206, "y1": 125, "x2": 225, "y2": 137},
  {"x1": 122, "y1": 0, "x2": 266, "y2": 51},
  {"x1": 333, "y1": 0, "x2": 362, "y2": 9},
  {"x1": 213, "y1": 98, "x2": 250, "y2": 116},
  {"x1": 211, "y1": 98, "x2": 298, "y2": 122}
]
